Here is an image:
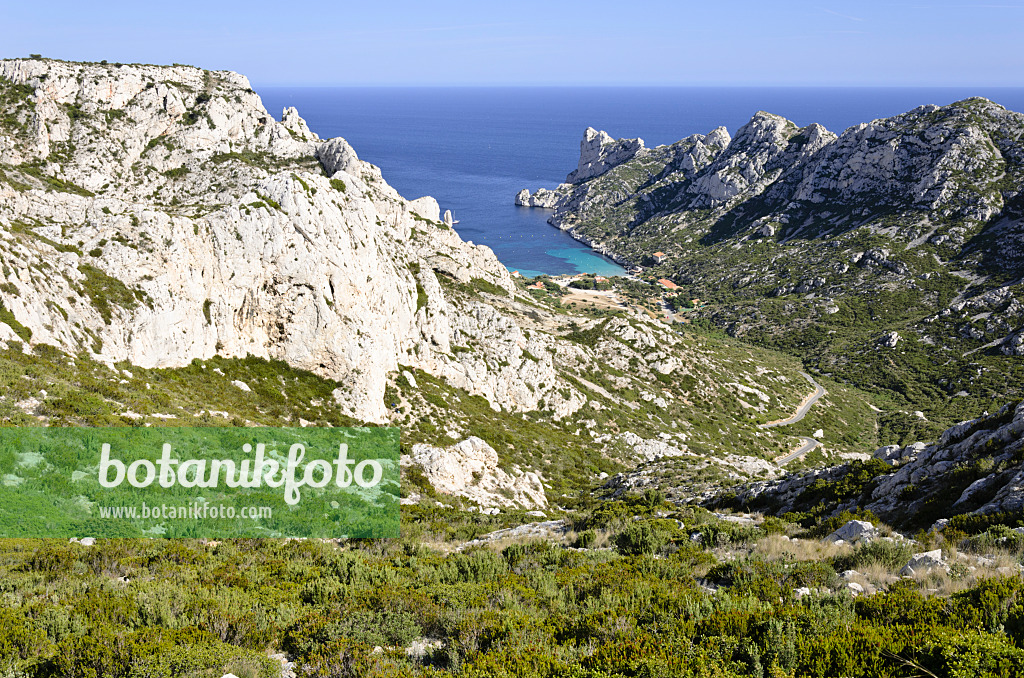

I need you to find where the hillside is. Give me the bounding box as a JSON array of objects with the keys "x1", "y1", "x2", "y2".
[
  {"x1": 3, "y1": 58, "x2": 1024, "y2": 678},
  {"x1": 517, "y1": 100, "x2": 1024, "y2": 442},
  {"x1": 0, "y1": 57, "x2": 885, "y2": 504}
]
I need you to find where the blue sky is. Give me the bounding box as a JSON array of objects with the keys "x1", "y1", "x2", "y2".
[{"x1": 2, "y1": 0, "x2": 1022, "y2": 86}]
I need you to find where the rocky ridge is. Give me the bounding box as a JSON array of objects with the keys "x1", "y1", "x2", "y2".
[
  {"x1": 0, "y1": 57, "x2": 588, "y2": 426},
  {"x1": 516, "y1": 100, "x2": 1024, "y2": 431},
  {"x1": 724, "y1": 400, "x2": 1024, "y2": 529}
]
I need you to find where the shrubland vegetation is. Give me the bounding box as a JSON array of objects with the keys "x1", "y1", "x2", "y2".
[
  {"x1": 3, "y1": 63, "x2": 1024, "y2": 677},
  {"x1": 2, "y1": 499, "x2": 1024, "y2": 677},
  {"x1": 532, "y1": 101, "x2": 1024, "y2": 444}
]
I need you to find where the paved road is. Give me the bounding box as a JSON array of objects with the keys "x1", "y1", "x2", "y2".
[
  {"x1": 758, "y1": 372, "x2": 826, "y2": 429},
  {"x1": 758, "y1": 371, "x2": 826, "y2": 466},
  {"x1": 776, "y1": 436, "x2": 820, "y2": 465}
]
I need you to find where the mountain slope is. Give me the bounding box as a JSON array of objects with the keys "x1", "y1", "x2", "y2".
[
  {"x1": 517, "y1": 99, "x2": 1024, "y2": 439},
  {"x1": 0, "y1": 57, "x2": 882, "y2": 506},
  {"x1": 720, "y1": 399, "x2": 1024, "y2": 532}
]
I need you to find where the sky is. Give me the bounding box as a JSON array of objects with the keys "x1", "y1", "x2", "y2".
[{"x1": 2, "y1": 0, "x2": 1022, "y2": 87}]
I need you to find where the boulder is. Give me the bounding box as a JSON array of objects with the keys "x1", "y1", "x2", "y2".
[
  {"x1": 316, "y1": 137, "x2": 362, "y2": 176},
  {"x1": 824, "y1": 520, "x2": 878, "y2": 544},
  {"x1": 900, "y1": 549, "x2": 946, "y2": 576},
  {"x1": 404, "y1": 437, "x2": 547, "y2": 509},
  {"x1": 878, "y1": 331, "x2": 901, "y2": 348}
]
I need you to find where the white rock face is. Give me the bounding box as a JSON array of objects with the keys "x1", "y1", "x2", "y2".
[
  {"x1": 515, "y1": 186, "x2": 563, "y2": 208},
  {"x1": 404, "y1": 437, "x2": 547, "y2": 509},
  {"x1": 566, "y1": 127, "x2": 645, "y2": 184},
  {"x1": 0, "y1": 58, "x2": 590, "y2": 424},
  {"x1": 316, "y1": 137, "x2": 363, "y2": 176},
  {"x1": 620, "y1": 431, "x2": 690, "y2": 462}
]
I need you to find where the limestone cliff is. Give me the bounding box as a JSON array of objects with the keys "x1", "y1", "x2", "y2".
[
  {"x1": 0, "y1": 57, "x2": 580, "y2": 424},
  {"x1": 0, "y1": 58, "x2": 881, "y2": 510},
  {"x1": 515, "y1": 100, "x2": 1024, "y2": 428}
]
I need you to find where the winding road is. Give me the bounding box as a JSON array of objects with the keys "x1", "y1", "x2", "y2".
[
  {"x1": 760, "y1": 372, "x2": 827, "y2": 466},
  {"x1": 758, "y1": 372, "x2": 826, "y2": 429},
  {"x1": 776, "y1": 437, "x2": 821, "y2": 465}
]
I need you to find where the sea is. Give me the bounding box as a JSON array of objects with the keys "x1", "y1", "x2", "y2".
[{"x1": 257, "y1": 87, "x2": 1024, "y2": 278}]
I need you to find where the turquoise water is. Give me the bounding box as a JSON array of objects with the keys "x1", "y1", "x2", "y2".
[
  {"x1": 257, "y1": 87, "x2": 1024, "y2": 277},
  {"x1": 526, "y1": 248, "x2": 627, "y2": 279}
]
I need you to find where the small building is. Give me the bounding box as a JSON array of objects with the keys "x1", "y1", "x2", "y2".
[
  {"x1": 528, "y1": 281, "x2": 545, "y2": 290},
  {"x1": 510, "y1": 270, "x2": 521, "y2": 278},
  {"x1": 594, "y1": 276, "x2": 607, "y2": 283},
  {"x1": 658, "y1": 278, "x2": 679, "y2": 290},
  {"x1": 652, "y1": 251, "x2": 667, "y2": 264}
]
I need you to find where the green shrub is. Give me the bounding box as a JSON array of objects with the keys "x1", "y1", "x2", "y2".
[
  {"x1": 964, "y1": 525, "x2": 1024, "y2": 553},
  {"x1": 76, "y1": 263, "x2": 142, "y2": 324},
  {"x1": 836, "y1": 538, "x2": 916, "y2": 572},
  {"x1": 574, "y1": 530, "x2": 596, "y2": 549},
  {"x1": 0, "y1": 300, "x2": 31, "y2": 341},
  {"x1": 615, "y1": 520, "x2": 674, "y2": 556}
]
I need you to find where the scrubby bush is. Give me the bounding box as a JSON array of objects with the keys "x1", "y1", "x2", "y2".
[
  {"x1": 574, "y1": 530, "x2": 596, "y2": 548},
  {"x1": 615, "y1": 521, "x2": 670, "y2": 555},
  {"x1": 835, "y1": 538, "x2": 916, "y2": 572},
  {"x1": 963, "y1": 524, "x2": 1024, "y2": 554}
]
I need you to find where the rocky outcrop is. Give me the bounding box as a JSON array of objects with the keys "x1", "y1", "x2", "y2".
[
  {"x1": 514, "y1": 99, "x2": 1024, "y2": 428},
  {"x1": 514, "y1": 187, "x2": 561, "y2": 208},
  {"x1": 725, "y1": 400, "x2": 1024, "y2": 528},
  {"x1": 878, "y1": 331, "x2": 902, "y2": 348},
  {"x1": 566, "y1": 127, "x2": 645, "y2": 184},
  {"x1": 519, "y1": 98, "x2": 1024, "y2": 251},
  {"x1": 0, "y1": 58, "x2": 583, "y2": 424},
  {"x1": 403, "y1": 437, "x2": 547, "y2": 509}
]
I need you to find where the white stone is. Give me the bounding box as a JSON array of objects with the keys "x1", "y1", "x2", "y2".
[
  {"x1": 906, "y1": 549, "x2": 945, "y2": 570},
  {"x1": 824, "y1": 520, "x2": 877, "y2": 544},
  {"x1": 878, "y1": 331, "x2": 901, "y2": 348},
  {"x1": 404, "y1": 437, "x2": 547, "y2": 509}
]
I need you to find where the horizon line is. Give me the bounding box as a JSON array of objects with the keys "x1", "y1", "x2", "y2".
[{"x1": 251, "y1": 83, "x2": 1024, "y2": 89}]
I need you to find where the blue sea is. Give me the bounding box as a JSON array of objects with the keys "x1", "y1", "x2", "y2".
[{"x1": 257, "y1": 87, "x2": 1024, "y2": 277}]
